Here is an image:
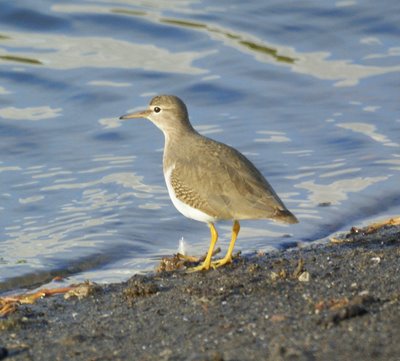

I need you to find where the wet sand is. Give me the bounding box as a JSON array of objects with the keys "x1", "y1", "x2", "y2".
[{"x1": 1, "y1": 221, "x2": 399, "y2": 361}]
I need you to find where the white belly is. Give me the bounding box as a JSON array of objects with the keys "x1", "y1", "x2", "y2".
[{"x1": 164, "y1": 165, "x2": 217, "y2": 224}]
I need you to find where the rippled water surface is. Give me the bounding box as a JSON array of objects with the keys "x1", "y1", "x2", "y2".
[{"x1": 1, "y1": 0, "x2": 399, "y2": 290}]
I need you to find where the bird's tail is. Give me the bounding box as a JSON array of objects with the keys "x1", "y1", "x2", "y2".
[{"x1": 274, "y1": 209, "x2": 299, "y2": 224}]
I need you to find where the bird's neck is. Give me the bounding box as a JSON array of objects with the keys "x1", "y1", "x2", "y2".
[
  {"x1": 162, "y1": 123, "x2": 199, "y2": 170},
  {"x1": 162, "y1": 120, "x2": 197, "y2": 145}
]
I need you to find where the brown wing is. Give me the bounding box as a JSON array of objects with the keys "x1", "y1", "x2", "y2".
[{"x1": 170, "y1": 137, "x2": 297, "y2": 223}]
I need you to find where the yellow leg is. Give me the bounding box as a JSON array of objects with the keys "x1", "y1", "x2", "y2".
[
  {"x1": 187, "y1": 223, "x2": 218, "y2": 272},
  {"x1": 211, "y1": 220, "x2": 240, "y2": 268}
]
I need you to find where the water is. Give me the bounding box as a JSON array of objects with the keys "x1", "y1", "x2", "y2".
[{"x1": 1, "y1": 0, "x2": 399, "y2": 291}]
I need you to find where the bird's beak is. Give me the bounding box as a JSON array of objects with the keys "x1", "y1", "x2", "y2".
[{"x1": 119, "y1": 109, "x2": 151, "y2": 120}]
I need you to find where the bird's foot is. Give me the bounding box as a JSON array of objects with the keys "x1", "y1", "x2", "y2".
[
  {"x1": 185, "y1": 247, "x2": 223, "y2": 273},
  {"x1": 210, "y1": 256, "x2": 232, "y2": 269},
  {"x1": 186, "y1": 261, "x2": 211, "y2": 273},
  {"x1": 187, "y1": 255, "x2": 234, "y2": 272}
]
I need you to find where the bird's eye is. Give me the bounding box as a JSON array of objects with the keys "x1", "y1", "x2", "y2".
[{"x1": 154, "y1": 107, "x2": 161, "y2": 113}]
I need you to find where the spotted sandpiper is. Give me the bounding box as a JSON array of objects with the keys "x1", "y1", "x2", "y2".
[{"x1": 120, "y1": 95, "x2": 298, "y2": 271}]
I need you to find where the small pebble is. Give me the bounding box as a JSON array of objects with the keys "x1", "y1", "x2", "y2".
[
  {"x1": 270, "y1": 271, "x2": 279, "y2": 281},
  {"x1": 298, "y1": 271, "x2": 310, "y2": 282},
  {"x1": 371, "y1": 257, "x2": 381, "y2": 264}
]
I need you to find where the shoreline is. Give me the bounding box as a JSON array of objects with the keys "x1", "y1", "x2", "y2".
[{"x1": 1, "y1": 219, "x2": 399, "y2": 361}]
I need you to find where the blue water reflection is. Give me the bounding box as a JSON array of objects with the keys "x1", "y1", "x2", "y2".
[{"x1": 0, "y1": 0, "x2": 399, "y2": 290}]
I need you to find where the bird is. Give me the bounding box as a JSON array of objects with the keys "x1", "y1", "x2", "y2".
[{"x1": 120, "y1": 95, "x2": 298, "y2": 271}]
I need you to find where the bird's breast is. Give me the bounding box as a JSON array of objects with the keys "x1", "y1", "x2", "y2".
[{"x1": 164, "y1": 164, "x2": 217, "y2": 223}]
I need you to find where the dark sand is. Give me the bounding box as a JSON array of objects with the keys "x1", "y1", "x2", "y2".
[{"x1": 1, "y1": 222, "x2": 399, "y2": 361}]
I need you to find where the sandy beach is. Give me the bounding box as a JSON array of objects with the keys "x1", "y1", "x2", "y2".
[{"x1": 1, "y1": 220, "x2": 399, "y2": 361}]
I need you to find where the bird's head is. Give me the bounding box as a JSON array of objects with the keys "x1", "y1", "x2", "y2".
[{"x1": 120, "y1": 95, "x2": 193, "y2": 135}]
